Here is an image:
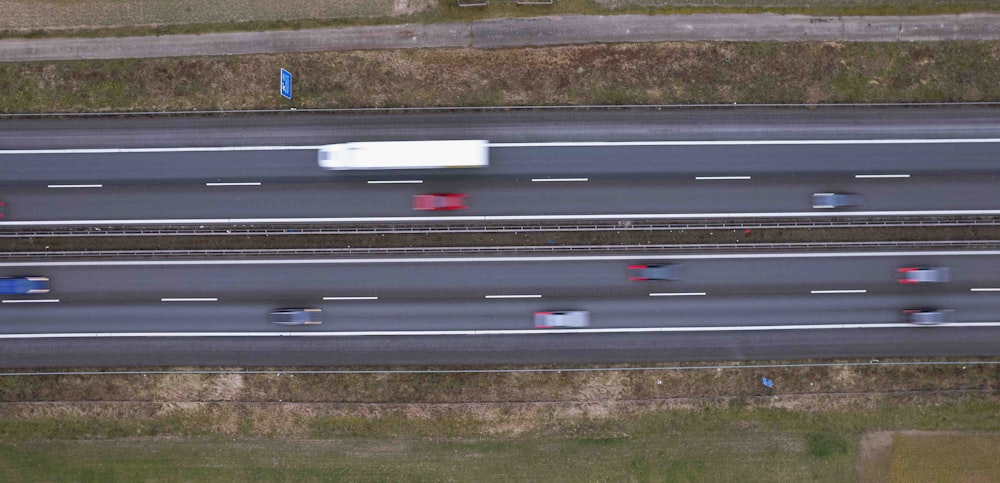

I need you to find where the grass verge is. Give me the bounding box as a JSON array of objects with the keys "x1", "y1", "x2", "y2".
[{"x1": 3, "y1": 41, "x2": 1000, "y2": 114}]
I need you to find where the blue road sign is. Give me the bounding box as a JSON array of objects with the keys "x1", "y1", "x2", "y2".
[
  {"x1": 280, "y1": 68, "x2": 292, "y2": 99},
  {"x1": 762, "y1": 377, "x2": 774, "y2": 388}
]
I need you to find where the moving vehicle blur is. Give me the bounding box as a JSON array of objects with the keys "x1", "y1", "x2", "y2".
[
  {"x1": 902, "y1": 308, "x2": 951, "y2": 325},
  {"x1": 317, "y1": 140, "x2": 489, "y2": 170},
  {"x1": 0, "y1": 277, "x2": 50, "y2": 295},
  {"x1": 269, "y1": 308, "x2": 323, "y2": 325},
  {"x1": 897, "y1": 267, "x2": 950, "y2": 284},
  {"x1": 627, "y1": 264, "x2": 680, "y2": 281},
  {"x1": 811, "y1": 192, "x2": 863, "y2": 209},
  {"x1": 412, "y1": 193, "x2": 469, "y2": 211},
  {"x1": 534, "y1": 311, "x2": 590, "y2": 328}
]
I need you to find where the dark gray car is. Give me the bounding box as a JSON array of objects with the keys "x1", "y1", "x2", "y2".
[
  {"x1": 269, "y1": 308, "x2": 323, "y2": 325},
  {"x1": 811, "y1": 192, "x2": 863, "y2": 209}
]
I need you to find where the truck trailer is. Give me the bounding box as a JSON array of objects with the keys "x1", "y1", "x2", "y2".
[{"x1": 317, "y1": 140, "x2": 489, "y2": 170}]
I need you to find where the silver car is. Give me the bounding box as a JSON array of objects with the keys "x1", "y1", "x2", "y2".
[
  {"x1": 812, "y1": 192, "x2": 863, "y2": 209},
  {"x1": 534, "y1": 311, "x2": 590, "y2": 328},
  {"x1": 269, "y1": 308, "x2": 323, "y2": 325},
  {"x1": 902, "y1": 308, "x2": 952, "y2": 325}
]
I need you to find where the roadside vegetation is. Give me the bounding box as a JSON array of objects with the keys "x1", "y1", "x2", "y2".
[
  {"x1": 3, "y1": 41, "x2": 1000, "y2": 114},
  {"x1": 0, "y1": 360, "x2": 996, "y2": 479},
  {"x1": 1, "y1": 0, "x2": 997, "y2": 40}
]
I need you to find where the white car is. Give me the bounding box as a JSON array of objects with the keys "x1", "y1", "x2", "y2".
[{"x1": 534, "y1": 311, "x2": 590, "y2": 328}]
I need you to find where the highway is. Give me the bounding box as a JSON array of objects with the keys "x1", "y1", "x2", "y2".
[{"x1": 1, "y1": 252, "x2": 999, "y2": 366}]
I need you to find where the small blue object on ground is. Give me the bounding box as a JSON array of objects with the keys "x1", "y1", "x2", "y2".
[
  {"x1": 762, "y1": 377, "x2": 774, "y2": 388},
  {"x1": 280, "y1": 68, "x2": 292, "y2": 99}
]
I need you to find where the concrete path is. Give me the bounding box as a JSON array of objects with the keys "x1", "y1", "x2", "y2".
[{"x1": 2, "y1": 13, "x2": 1000, "y2": 62}]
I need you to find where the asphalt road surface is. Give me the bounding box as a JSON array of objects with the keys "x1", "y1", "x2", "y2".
[{"x1": 0, "y1": 252, "x2": 998, "y2": 366}]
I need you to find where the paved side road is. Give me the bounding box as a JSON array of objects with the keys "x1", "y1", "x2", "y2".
[{"x1": 1, "y1": 13, "x2": 1000, "y2": 62}]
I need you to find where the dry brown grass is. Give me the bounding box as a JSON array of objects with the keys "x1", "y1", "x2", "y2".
[{"x1": 3, "y1": 41, "x2": 999, "y2": 114}]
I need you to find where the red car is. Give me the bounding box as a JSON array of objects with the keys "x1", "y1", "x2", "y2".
[
  {"x1": 0, "y1": 201, "x2": 5, "y2": 218},
  {"x1": 412, "y1": 193, "x2": 468, "y2": 211}
]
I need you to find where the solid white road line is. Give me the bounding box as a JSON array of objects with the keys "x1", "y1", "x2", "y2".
[
  {"x1": 484, "y1": 294, "x2": 543, "y2": 299},
  {"x1": 3, "y1": 139, "x2": 1000, "y2": 156},
  {"x1": 855, "y1": 174, "x2": 910, "y2": 179},
  {"x1": 205, "y1": 182, "x2": 261, "y2": 187},
  {"x1": 970, "y1": 288, "x2": 1000, "y2": 292},
  {"x1": 2, "y1": 322, "x2": 1000, "y2": 340},
  {"x1": 1, "y1": 299, "x2": 59, "y2": 304},
  {"x1": 810, "y1": 289, "x2": 868, "y2": 294},
  {"x1": 4, "y1": 250, "x2": 1000, "y2": 268},
  {"x1": 323, "y1": 296, "x2": 379, "y2": 301},
  {"x1": 530, "y1": 178, "x2": 589, "y2": 182},
  {"x1": 13, "y1": 209, "x2": 1000, "y2": 227},
  {"x1": 649, "y1": 292, "x2": 707, "y2": 297},
  {"x1": 47, "y1": 184, "x2": 103, "y2": 189},
  {"x1": 160, "y1": 297, "x2": 218, "y2": 302},
  {"x1": 367, "y1": 180, "x2": 423, "y2": 184},
  {"x1": 694, "y1": 176, "x2": 751, "y2": 180}
]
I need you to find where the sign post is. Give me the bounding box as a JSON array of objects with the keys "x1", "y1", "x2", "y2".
[{"x1": 280, "y1": 68, "x2": 292, "y2": 100}]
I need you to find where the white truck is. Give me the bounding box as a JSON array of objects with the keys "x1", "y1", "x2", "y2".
[{"x1": 317, "y1": 140, "x2": 489, "y2": 170}]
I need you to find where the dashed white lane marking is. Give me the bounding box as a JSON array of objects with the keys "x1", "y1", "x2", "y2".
[
  {"x1": 161, "y1": 298, "x2": 218, "y2": 302},
  {"x1": 970, "y1": 288, "x2": 1000, "y2": 292},
  {"x1": 1, "y1": 299, "x2": 59, "y2": 303},
  {"x1": 855, "y1": 174, "x2": 910, "y2": 179},
  {"x1": 47, "y1": 184, "x2": 102, "y2": 188},
  {"x1": 484, "y1": 294, "x2": 543, "y2": 299},
  {"x1": 649, "y1": 292, "x2": 707, "y2": 297},
  {"x1": 695, "y1": 176, "x2": 751, "y2": 180},
  {"x1": 530, "y1": 178, "x2": 589, "y2": 182},
  {"x1": 367, "y1": 180, "x2": 423, "y2": 184},
  {"x1": 810, "y1": 289, "x2": 868, "y2": 294},
  {"x1": 323, "y1": 296, "x2": 379, "y2": 301},
  {"x1": 205, "y1": 182, "x2": 261, "y2": 187}
]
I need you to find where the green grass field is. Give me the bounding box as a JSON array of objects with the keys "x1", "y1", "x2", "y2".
[{"x1": 0, "y1": 396, "x2": 996, "y2": 481}]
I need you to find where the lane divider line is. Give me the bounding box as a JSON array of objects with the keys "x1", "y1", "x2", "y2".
[
  {"x1": 1, "y1": 299, "x2": 59, "y2": 304},
  {"x1": 530, "y1": 178, "x2": 589, "y2": 182},
  {"x1": 160, "y1": 298, "x2": 218, "y2": 302},
  {"x1": 484, "y1": 294, "x2": 543, "y2": 299},
  {"x1": 971, "y1": 288, "x2": 1000, "y2": 292},
  {"x1": 694, "y1": 176, "x2": 751, "y2": 180},
  {"x1": 855, "y1": 174, "x2": 910, "y2": 179},
  {"x1": 323, "y1": 296, "x2": 379, "y2": 301},
  {"x1": 47, "y1": 184, "x2": 102, "y2": 189},
  {"x1": 649, "y1": 292, "x2": 707, "y2": 297},
  {"x1": 205, "y1": 182, "x2": 261, "y2": 187},
  {"x1": 2, "y1": 322, "x2": 1000, "y2": 339},
  {"x1": 367, "y1": 180, "x2": 423, "y2": 184},
  {"x1": 810, "y1": 289, "x2": 868, "y2": 294}
]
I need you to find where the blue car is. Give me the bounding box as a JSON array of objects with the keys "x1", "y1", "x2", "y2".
[{"x1": 0, "y1": 277, "x2": 50, "y2": 295}]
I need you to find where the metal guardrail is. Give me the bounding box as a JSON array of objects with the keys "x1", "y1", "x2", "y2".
[
  {"x1": 4, "y1": 240, "x2": 1000, "y2": 259},
  {"x1": 1, "y1": 216, "x2": 997, "y2": 238}
]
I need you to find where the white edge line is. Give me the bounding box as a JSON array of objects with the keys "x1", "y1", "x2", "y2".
[
  {"x1": 2, "y1": 322, "x2": 1000, "y2": 339},
  {"x1": 205, "y1": 182, "x2": 261, "y2": 187},
  {"x1": 530, "y1": 178, "x2": 589, "y2": 182},
  {"x1": 970, "y1": 288, "x2": 1000, "y2": 292},
  {"x1": 160, "y1": 298, "x2": 218, "y2": 302},
  {"x1": 810, "y1": 289, "x2": 868, "y2": 294},
  {"x1": 854, "y1": 174, "x2": 910, "y2": 178},
  {"x1": 323, "y1": 296, "x2": 379, "y2": 301},
  {"x1": 649, "y1": 292, "x2": 707, "y2": 297},
  {"x1": 367, "y1": 180, "x2": 423, "y2": 184},
  {"x1": 47, "y1": 184, "x2": 103, "y2": 189},
  {"x1": 11, "y1": 209, "x2": 1000, "y2": 227},
  {"x1": 484, "y1": 294, "x2": 543, "y2": 299},
  {"x1": 1, "y1": 299, "x2": 59, "y2": 303},
  {"x1": 3, "y1": 139, "x2": 1000, "y2": 155},
  {"x1": 694, "y1": 176, "x2": 751, "y2": 180},
  {"x1": 4, "y1": 250, "x2": 1000, "y2": 267}
]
